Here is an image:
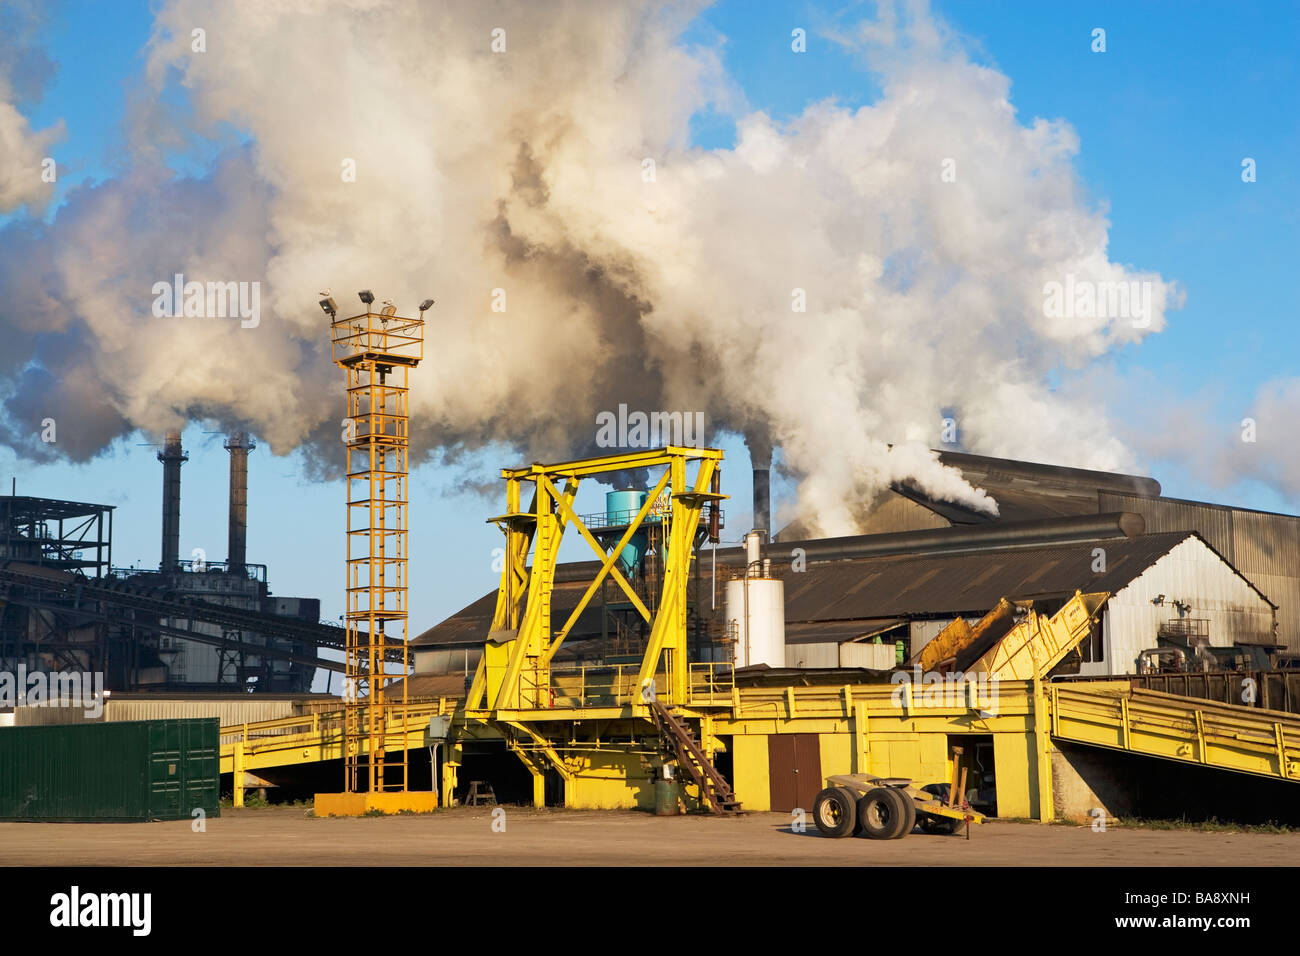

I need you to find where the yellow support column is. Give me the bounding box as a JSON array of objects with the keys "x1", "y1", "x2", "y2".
[
  {"x1": 1033, "y1": 675, "x2": 1054, "y2": 822},
  {"x1": 233, "y1": 740, "x2": 245, "y2": 808}
]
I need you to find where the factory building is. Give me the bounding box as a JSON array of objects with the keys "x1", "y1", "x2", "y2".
[
  {"x1": 0, "y1": 430, "x2": 332, "y2": 694},
  {"x1": 779, "y1": 451, "x2": 1300, "y2": 654},
  {"x1": 776, "y1": 530, "x2": 1276, "y2": 675},
  {"x1": 413, "y1": 452, "x2": 1293, "y2": 680}
]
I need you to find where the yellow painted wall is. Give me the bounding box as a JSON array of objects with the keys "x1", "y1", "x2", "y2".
[
  {"x1": 565, "y1": 752, "x2": 655, "y2": 810},
  {"x1": 731, "y1": 734, "x2": 771, "y2": 811},
  {"x1": 993, "y1": 732, "x2": 1036, "y2": 819},
  {"x1": 731, "y1": 728, "x2": 969, "y2": 814},
  {"x1": 819, "y1": 731, "x2": 855, "y2": 778}
]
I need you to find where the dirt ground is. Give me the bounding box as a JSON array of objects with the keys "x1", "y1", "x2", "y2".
[{"x1": 1, "y1": 806, "x2": 1297, "y2": 866}]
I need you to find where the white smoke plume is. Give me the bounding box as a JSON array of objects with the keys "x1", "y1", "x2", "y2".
[
  {"x1": 0, "y1": 2, "x2": 60, "y2": 215},
  {"x1": 0, "y1": 0, "x2": 1183, "y2": 536}
]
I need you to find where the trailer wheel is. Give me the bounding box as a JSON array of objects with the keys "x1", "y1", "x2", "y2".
[
  {"x1": 888, "y1": 787, "x2": 917, "y2": 838},
  {"x1": 856, "y1": 787, "x2": 907, "y2": 840},
  {"x1": 812, "y1": 787, "x2": 857, "y2": 838}
]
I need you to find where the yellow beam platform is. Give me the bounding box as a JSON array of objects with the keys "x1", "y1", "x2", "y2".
[
  {"x1": 314, "y1": 791, "x2": 437, "y2": 817},
  {"x1": 1050, "y1": 683, "x2": 1300, "y2": 783}
]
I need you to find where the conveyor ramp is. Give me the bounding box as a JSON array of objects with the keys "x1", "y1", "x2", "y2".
[{"x1": 1049, "y1": 683, "x2": 1300, "y2": 783}]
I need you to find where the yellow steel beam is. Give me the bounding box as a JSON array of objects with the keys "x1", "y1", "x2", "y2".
[
  {"x1": 493, "y1": 476, "x2": 578, "y2": 709},
  {"x1": 538, "y1": 474, "x2": 651, "y2": 623},
  {"x1": 542, "y1": 469, "x2": 671, "y2": 666},
  {"x1": 636, "y1": 456, "x2": 716, "y2": 702},
  {"x1": 501, "y1": 446, "x2": 722, "y2": 480},
  {"x1": 502, "y1": 720, "x2": 575, "y2": 781}
]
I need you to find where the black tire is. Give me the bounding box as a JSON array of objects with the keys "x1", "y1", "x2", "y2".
[
  {"x1": 856, "y1": 787, "x2": 907, "y2": 840},
  {"x1": 888, "y1": 787, "x2": 917, "y2": 838},
  {"x1": 812, "y1": 786, "x2": 857, "y2": 838}
]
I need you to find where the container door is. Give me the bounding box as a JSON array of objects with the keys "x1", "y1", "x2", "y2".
[
  {"x1": 182, "y1": 719, "x2": 221, "y2": 817},
  {"x1": 148, "y1": 721, "x2": 183, "y2": 820}
]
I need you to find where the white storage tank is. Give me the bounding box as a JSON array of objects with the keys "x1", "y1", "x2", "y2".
[
  {"x1": 726, "y1": 578, "x2": 786, "y2": 668},
  {"x1": 727, "y1": 532, "x2": 787, "y2": 669}
]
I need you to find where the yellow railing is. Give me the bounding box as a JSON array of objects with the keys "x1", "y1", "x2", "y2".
[
  {"x1": 221, "y1": 697, "x2": 456, "y2": 748},
  {"x1": 687, "y1": 662, "x2": 735, "y2": 705},
  {"x1": 515, "y1": 664, "x2": 663, "y2": 710}
]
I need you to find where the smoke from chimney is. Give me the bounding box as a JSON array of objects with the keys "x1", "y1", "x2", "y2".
[
  {"x1": 157, "y1": 430, "x2": 186, "y2": 571},
  {"x1": 0, "y1": 2, "x2": 1187, "y2": 536}
]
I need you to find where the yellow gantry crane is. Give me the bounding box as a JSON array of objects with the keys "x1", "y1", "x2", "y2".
[
  {"x1": 466, "y1": 446, "x2": 726, "y2": 715},
  {"x1": 313, "y1": 291, "x2": 435, "y2": 816}
]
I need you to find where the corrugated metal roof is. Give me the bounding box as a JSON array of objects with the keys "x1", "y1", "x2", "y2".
[
  {"x1": 413, "y1": 532, "x2": 1223, "y2": 652},
  {"x1": 781, "y1": 532, "x2": 1199, "y2": 620},
  {"x1": 384, "y1": 674, "x2": 469, "y2": 699}
]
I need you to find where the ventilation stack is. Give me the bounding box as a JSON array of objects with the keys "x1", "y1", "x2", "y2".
[
  {"x1": 752, "y1": 446, "x2": 772, "y2": 543},
  {"x1": 224, "y1": 432, "x2": 255, "y2": 574},
  {"x1": 158, "y1": 430, "x2": 187, "y2": 571}
]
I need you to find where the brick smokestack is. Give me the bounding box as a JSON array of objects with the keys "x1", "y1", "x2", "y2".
[
  {"x1": 158, "y1": 430, "x2": 187, "y2": 571},
  {"x1": 224, "y1": 432, "x2": 255, "y2": 573}
]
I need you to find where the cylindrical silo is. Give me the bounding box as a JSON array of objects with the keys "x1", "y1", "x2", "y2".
[
  {"x1": 605, "y1": 489, "x2": 648, "y2": 573},
  {"x1": 726, "y1": 576, "x2": 786, "y2": 669}
]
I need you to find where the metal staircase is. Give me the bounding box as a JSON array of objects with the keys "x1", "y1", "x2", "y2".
[{"x1": 649, "y1": 699, "x2": 742, "y2": 814}]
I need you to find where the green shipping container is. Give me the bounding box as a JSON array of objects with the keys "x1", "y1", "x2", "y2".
[{"x1": 0, "y1": 718, "x2": 221, "y2": 822}]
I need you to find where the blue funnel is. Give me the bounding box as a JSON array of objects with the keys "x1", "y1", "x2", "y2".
[{"x1": 606, "y1": 489, "x2": 648, "y2": 573}]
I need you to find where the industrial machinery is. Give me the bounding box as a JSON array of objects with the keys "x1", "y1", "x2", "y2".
[
  {"x1": 467, "y1": 446, "x2": 726, "y2": 713},
  {"x1": 812, "y1": 772, "x2": 986, "y2": 840}
]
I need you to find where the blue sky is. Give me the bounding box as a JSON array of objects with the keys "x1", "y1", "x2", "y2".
[{"x1": 3, "y1": 1, "x2": 1298, "y2": 688}]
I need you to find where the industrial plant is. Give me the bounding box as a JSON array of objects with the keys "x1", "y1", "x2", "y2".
[
  {"x1": 0, "y1": 428, "x2": 337, "y2": 696},
  {"x1": 4, "y1": 292, "x2": 1297, "y2": 837}
]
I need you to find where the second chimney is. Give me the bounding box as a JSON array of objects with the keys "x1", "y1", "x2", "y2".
[
  {"x1": 158, "y1": 430, "x2": 187, "y2": 571},
  {"x1": 224, "y1": 432, "x2": 255, "y2": 574},
  {"x1": 752, "y1": 447, "x2": 772, "y2": 543}
]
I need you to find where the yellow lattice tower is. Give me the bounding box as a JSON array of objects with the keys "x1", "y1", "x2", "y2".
[{"x1": 328, "y1": 296, "x2": 424, "y2": 795}]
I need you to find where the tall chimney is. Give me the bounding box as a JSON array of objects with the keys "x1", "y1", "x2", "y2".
[
  {"x1": 752, "y1": 446, "x2": 772, "y2": 543},
  {"x1": 158, "y1": 430, "x2": 187, "y2": 571},
  {"x1": 224, "y1": 432, "x2": 255, "y2": 574}
]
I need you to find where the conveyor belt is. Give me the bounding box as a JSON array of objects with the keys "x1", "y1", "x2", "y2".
[{"x1": 1049, "y1": 683, "x2": 1300, "y2": 782}]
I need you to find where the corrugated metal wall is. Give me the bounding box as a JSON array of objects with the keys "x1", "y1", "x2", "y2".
[
  {"x1": 9, "y1": 705, "x2": 94, "y2": 726},
  {"x1": 1099, "y1": 493, "x2": 1300, "y2": 652},
  {"x1": 839, "y1": 642, "x2": 897, "y2": 669},
  {"x1": 4, "y1": 696, "x2": 340, "y2": 728},
  {"x1": 786, "y1": 642, "x2": 839, "y2": 668},
  {"x1": 104, "y1": 697, "x2": 300, "y2": 725},
  {"x1": 1079, "y1": 536, "x2": 1276, "y2": 676}
]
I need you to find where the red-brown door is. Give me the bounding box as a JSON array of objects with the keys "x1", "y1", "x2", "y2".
[{"x1": 768, "y1": 733, "x2": 822, "y2": 812}]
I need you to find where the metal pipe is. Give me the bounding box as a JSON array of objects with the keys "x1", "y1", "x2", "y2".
[
  {"x1": 158, "y1": 430, "x2": 187, "y2": 571},
  {"x1": 548, "y1": 511, "x2": 1145, "y2": 582}
]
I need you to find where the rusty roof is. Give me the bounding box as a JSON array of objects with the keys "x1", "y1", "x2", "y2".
[
  {"x1": 777, "y1": 531, "x2": 1268, "y2": 621},
  {"x1": 412, "y1": 531, "x2": 1261, "y2": 652}
]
